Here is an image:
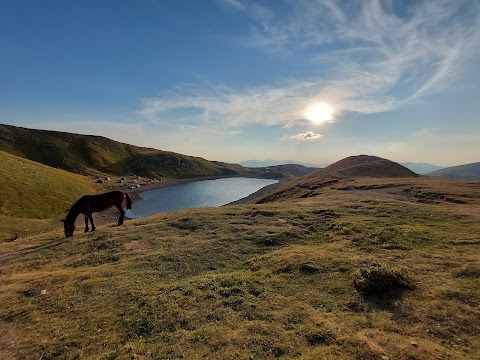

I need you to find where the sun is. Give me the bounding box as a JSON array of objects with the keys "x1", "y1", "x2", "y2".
[{"x1": 305, "y1": 103, "x2": 334, "y2": 124}]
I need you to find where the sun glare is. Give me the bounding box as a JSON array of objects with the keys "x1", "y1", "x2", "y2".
[{"x1": 305, "y1": 103, "x2": 334, "y2": 124}]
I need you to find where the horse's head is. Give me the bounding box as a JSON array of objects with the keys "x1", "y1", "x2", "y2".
[{"x1": 60, "y1": 219, "x2": 76, "y2": 237}]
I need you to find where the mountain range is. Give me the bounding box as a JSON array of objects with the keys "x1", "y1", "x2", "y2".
[
  {"x1": 2, "y1": 122, "x2": 479, "y2": 185},
  {"x1": 240, "y1": 159, "x2": 446, "y2": 176},
  {"x1": 239, "y1": 159, "x2": 323, "y2": 168}
]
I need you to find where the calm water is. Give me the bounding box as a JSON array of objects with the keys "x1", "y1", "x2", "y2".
[{"x1": 127, "y1": 177, "x2": 278, "y2": 218}]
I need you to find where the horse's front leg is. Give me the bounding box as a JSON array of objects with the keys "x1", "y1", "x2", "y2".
[
  {"x1": 84, "y1": 215, "x2": 89, "y2": 232},
  {"x1": 88, "y1": 214, "x2": 96, "y2": 232},
  {"x1": 116, "y1": 205, "x2": 125, "y2": 226}
]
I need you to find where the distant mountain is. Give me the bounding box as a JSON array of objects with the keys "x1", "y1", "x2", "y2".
[
  {"x1": 0, "y1": 123, "x2": 245, "y2": 179},
  {"x1": 401, "y1": 162, "x2": 444, "y2": 175},
  {"x1": 427, "y1": 162, "x2": 480, "y2": 180},
  {"x1": 239, "y1": 159, "x2": 322, "y2": 168}
]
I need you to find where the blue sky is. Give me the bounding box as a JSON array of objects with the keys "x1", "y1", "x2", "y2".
[{"x1": 1, "y1": 0, "x2": 479, "y2": 166}]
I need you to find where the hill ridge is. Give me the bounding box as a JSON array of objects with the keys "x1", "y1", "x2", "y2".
[
  {"x1": 0, "y1": 123, "x2": 244, "y2": 179},
  {"x1": 304, "y1": 154, "x2": 418, "y2": 180},
  {"x1": 427, "y1": 161, "x2": 480, "y2": 180}
]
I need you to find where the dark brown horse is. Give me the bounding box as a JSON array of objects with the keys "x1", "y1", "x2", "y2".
[{"x1": 61, "y1": 191, "x2": 132, "y2": 237}]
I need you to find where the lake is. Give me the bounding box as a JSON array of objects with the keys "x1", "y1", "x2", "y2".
[{"x1": 126, "y1": 177, "x2": 278, "y2": 218}]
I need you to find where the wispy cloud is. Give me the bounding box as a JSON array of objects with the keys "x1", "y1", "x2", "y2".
[
  {"x1": 142, "y1": 0, "x2": 480, "y2": 129},
  {"x1": 218, "y1": 0, "x2": 246, "y2": 12},
  {"x1": 141, "y1": 82, "x2": 314, "y2": 127},
  {"x1": 289, "y1": 131, "x2": 322, "y2": 141}
]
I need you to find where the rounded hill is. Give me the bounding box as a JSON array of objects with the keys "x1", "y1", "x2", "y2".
[
  {"x1": 307, "y1": 155, "x2": 419, "y2": 180},
  {"x1": 256, "y1": 155, "x2": 418, "y2": 203}
]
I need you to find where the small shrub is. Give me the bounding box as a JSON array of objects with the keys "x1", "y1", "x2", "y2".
[{"x1": 354, "y1": 265, "x2": 416, "y2": 296}]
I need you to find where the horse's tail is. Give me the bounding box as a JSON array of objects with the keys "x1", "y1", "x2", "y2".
[{"x1": 125, "y1": 193, "x2": 132, "y2": 209}]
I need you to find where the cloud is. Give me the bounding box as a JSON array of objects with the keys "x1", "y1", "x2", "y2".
[
  {"x1": 289, "y1": 131, "x2": 322, "y2": 140},
  {"x1": 218, "y1": 0, "x2": 246, "y2": 12},
  {"x1": 141, "y1": 82, "x2": 314, "y2": 128},
  {"x1": 141, "y1": 0, "x2": 480, "y2": 129}
]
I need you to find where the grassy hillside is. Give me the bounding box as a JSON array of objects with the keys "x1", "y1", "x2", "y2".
[
  {"x1": 0, "y1": 150, "x2": 96, "y2": 239},
  {"x1": 0, "y1": 123, "x2": 244, "y2": 178},
  {"x1": 125, "y1": 153, "x2": 240, "y2": 179},
  {"x1": 1, "y1": 177, "x2": 479, "y2": 359},
  {"x1": 428, "y1": 162, "x2": 480, "y2": 180}
]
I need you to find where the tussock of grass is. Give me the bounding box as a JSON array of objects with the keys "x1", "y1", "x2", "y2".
[{"x1": 354, "y1": 265, "x2": 416, "y2": 296}]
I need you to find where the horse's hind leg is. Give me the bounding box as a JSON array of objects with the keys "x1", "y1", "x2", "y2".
[
  {"x1": 84, "y1": 215, "x2": 89, "y2": 232},
  {"x1": 89, "y1": 214, "x2": 96, "y2": 232},
  {"x1": 116, "y1": 205, "x2": 125, "y2": 225}
]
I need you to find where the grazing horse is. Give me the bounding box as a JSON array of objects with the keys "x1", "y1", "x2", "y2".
[{"x1": 61, "y1": 191, "x2": 132, "y2": 237}]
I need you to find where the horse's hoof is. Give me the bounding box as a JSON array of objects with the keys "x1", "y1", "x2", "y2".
[
  {"x1": 84, "y1": 229, "x2": 89, "y2": 233},
  {"x1": 91, "y1": 228, "x2": 96, "y2": 232}
]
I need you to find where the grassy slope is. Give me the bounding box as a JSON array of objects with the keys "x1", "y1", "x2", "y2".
[
  {"x1": 1, "y1": 178, "x2": 479, "y2": 359},
  {"x1": 0, "y1": 151, "x2": 96, "y2": 239},
  {"x1": 0, "y1": 123, "x2": 244, "y2": 178}
]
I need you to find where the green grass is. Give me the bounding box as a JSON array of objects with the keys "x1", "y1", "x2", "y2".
[
  {"x1": 0, "y1": 150, "x2": 96, "y2": 239},
  {"x1": 1, "y1": 179, "x2": 480, "y2": 359}
]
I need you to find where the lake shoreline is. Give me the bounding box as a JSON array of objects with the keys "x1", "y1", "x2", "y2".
[
  {"x1": 125, "y1": 175, "x2": 285, "y2": 205},
  {"x1": 226, "y1": 178, "x2": 287, "y2": 205},
  {"x1": 87, "y1": 176, "x2": 286, "y2": 226},
  {"x1": 124, "y1": 175, "x2": 234, "y2": 202}
]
